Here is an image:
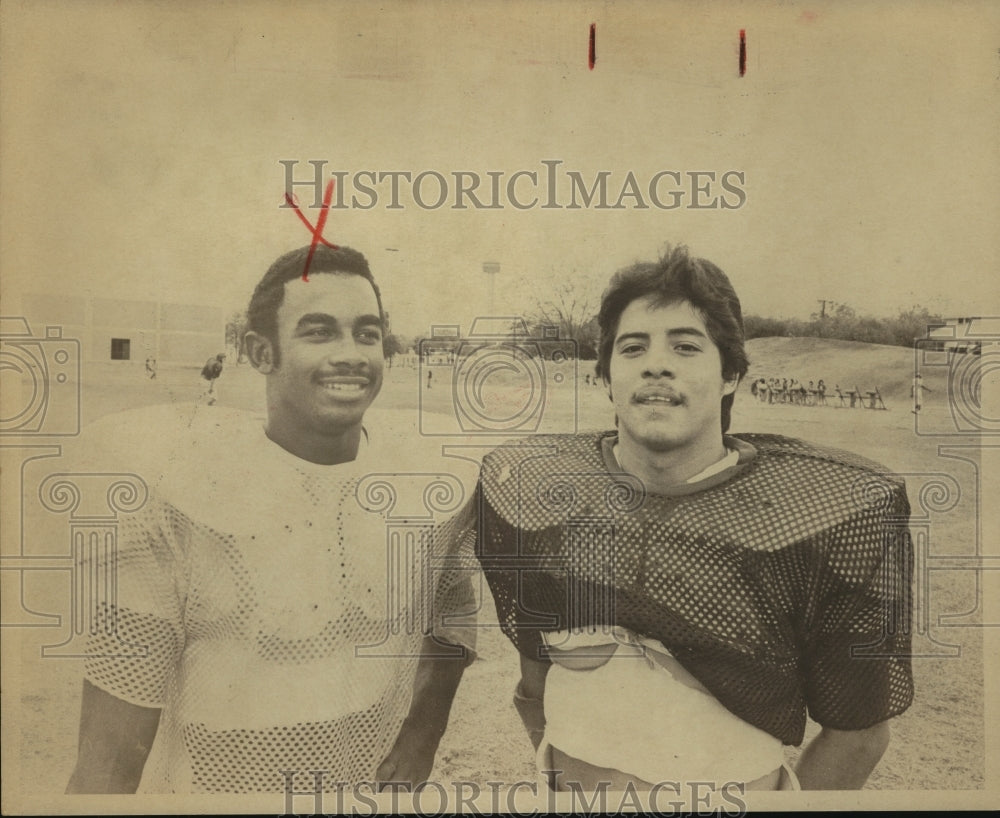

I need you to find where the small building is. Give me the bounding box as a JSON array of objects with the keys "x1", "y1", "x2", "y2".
[{"x1": 18, "y1": 292, "x2": 224, "y2": 365}]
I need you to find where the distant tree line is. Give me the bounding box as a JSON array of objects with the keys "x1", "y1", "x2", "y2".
[
  {"x1": 400, "y1": 302, "x2": 949, "y2": 362},
  {"x1": 743, "y1": 304, "x2": 945, "y2": 348},
  {"x1": 227, "y1": 302, "x2": 947, "y2": 365},
  {"x1": 522, "y1": 282, "x2": 599, "y2": 360}
]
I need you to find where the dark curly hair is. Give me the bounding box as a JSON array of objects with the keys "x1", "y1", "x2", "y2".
[
  {"x1": 245, "y1": 245, "x2": 385, "y2": 365},
  {"x1": 596, "y1": 244, "x2": 749, "y2": 433}
]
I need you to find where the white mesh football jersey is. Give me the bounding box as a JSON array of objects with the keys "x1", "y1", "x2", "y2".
[{"x1": 78, "y1": 404, "x2": 477, "y2": 793}]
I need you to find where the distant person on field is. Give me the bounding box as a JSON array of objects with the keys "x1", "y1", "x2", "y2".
[
  {"x1": 872, "y1": 386, "x2": 886, "y2": 411},
  {"x1": 911, "y1": 372, "x2": 932, "y2": 414},
  {"x1": 200, "y1": 353, "x2": 225, "y2": 405},
  {"x1": 145, "y1": 357, "x2": 157, "y2": 380}
]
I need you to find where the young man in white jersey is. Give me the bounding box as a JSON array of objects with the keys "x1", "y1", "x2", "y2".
[
  {"x1": 66, "y1": 245, "x2": 476, "y2": 793},
  {"x1": 473, "y1": 245, "x2": 913, "y2": 792}
]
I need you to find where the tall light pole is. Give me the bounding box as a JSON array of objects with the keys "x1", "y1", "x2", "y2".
[{"x1": 483, "y1": 261, "x2": 500, "y2": 315}]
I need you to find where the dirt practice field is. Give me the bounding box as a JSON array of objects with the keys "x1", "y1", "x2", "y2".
[{"x1": 3, "y1": 337, "x2": 986, "y2": 806}]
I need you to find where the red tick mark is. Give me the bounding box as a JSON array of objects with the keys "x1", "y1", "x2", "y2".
[
  {"x1": 739, "y1": 29, "x2": 747, "y2": 77},
  {"x1": 284, "y1": 178, "x2": 339, "y2": 281},
  {"x1": 588, "y1": 23, "x2": 596, "y2": 70}
]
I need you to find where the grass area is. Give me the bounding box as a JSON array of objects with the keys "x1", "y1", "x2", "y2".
[{"x1": 743, "y1": 336, "x2": 946, "y2": 406}]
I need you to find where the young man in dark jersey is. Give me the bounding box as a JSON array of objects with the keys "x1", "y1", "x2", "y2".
[{"x1": 473, "y1": 245, "x2": 913, "y2": 791}]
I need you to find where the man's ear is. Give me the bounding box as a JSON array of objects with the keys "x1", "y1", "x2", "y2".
[
  {"x1": 244, "y1": 331, "x2": 275, "y2": 374},
  {"x1": 722, "y1": 375, "x2": 740, "y2": 396}
]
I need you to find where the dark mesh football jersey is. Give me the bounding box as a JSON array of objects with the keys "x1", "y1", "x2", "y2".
[{"x1": 474, "y1": 432, "x2": 914, "y2": 746}]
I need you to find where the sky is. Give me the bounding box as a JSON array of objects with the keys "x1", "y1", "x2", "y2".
[{"x1": 3, "y1": 0, "x2": 998, "y2": 339}]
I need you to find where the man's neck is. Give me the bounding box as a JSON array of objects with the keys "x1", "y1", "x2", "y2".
[
  {"x1": 264, "y1": 421, "x2": 364, "y2": 466},
  {"x1": 614, "y1": 434, "x2": 729, "y2": 492}
]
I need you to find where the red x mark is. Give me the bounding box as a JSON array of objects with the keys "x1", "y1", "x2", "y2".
[{"x1": 284, "y1": 178, "x2": 339, "y2": 281}]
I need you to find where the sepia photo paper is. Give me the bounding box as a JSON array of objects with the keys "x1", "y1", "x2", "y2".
[{"x1": 1, "y1": 1, "x2": 997, "y2": 813}]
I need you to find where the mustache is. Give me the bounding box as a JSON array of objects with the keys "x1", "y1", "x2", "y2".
[{"x1": 631, "y1": 385, "x2": 685, "y2": 403}]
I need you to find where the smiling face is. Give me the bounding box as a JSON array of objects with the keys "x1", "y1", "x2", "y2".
[
  {"x1": 606, "y1": 296, "x2": 738, "y2": 476},
  {"x1": 251, "y1": 272, "x2": 384, "y2": 464}
]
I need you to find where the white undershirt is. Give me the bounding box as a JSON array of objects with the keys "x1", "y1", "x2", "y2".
[
  {"x1": 610, "y1": 444, "x2": 739, "y2": 484},
  {"x1": 541, "y1": 446, "x2": 784, "y2": 783}
]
